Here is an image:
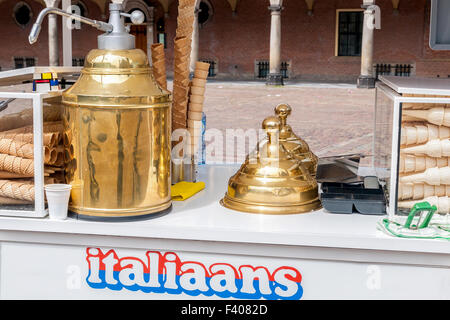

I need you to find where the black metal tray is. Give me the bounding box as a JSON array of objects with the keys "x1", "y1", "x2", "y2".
[{"x1": 320, "y1": 182, "x2": 386, "y2": 215}]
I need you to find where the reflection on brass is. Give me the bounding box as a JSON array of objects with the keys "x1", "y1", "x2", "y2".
[
  {"x1": 62, "y1": 49, "x2": 172, "y2": 219},
  {"x1": 275, "y1": 104, "x2": 318, "y2": 177},
  {"x1": 221, "y1": 115, "x2": 321, "y2": 215}
]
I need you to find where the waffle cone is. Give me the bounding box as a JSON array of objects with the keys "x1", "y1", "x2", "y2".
[
  {"x1": 195, "y1": 61, "x2": 211, "y2": 71},
  {"x1": 154, "y1": 75, "x2": 168, "y2": 90},
  {"x1": 180, "y1": 0, "x2": 196, "y2": 7},
  {"x1": 0, "y1": 171, "x2": 34, "y2": 179},
  {"x1": 188, "y1": 102, "x2": 203, "y2": 112},
  {"x1": 173, "y1": 87, "x2": 189, "y2": 99},
  {"x1": 192, "y1": 78, "x2": 207, "y2": 87},
  {"x1": 0, "y1": 109, "x2": 33, "y2": 132},
  {"x1": 0, "y1": 195, "x2": 31, "y2": 204},
  {"x1": 43, "y1": 106, "x2": 62, "y2": 122},
  {"x1": 173, "y1": 77, "x2": 190, "y2": 88},
  {"x1": 0, "y1": 179, "x2": 35, "y2": 201},
  {"x1": 190, "y1": 86, "x2": 205, "y2": 96},
  {"x1": 0, "y1": 154, "x2": 34, "y2": 176},
  {"x1": 174, "y1": 108, "x2": 189, "y2": 119},
  {"x1": 194, "y1": 69, "x2": 209, "y2": 80},
  {"x1": 151, "y1": 43, "x2": 164, "y2": 54},
  {"x1": 174, "y1": 36, "x2": 189, "y2": 50},
  {"x1": 177, "y1": 18, "x2": 194, "y2": 32},
  {"x1": 188, "y1": 111, "x2": 203, "y2": 121},
  {"x1": 172, "y1": 122, "x2": 187, "y2": 132},
  {"x1": 63, "y1": 130, "x2": 72, "y2": 147},
  {"x1": 174, "y1": 61, "x2": 190, "y2": 72},
  {"x1": 0, "y1": 132, "x2": 58, "y2": 147},
  {"x1": 189, "y1": 94, "x2": 204, "y2": 104},
  {"x1": 2, "y1": 121, "x2": 63, "y2": 135},
  {"x1": 151, "y1": 44, "x2": 167, "y2": 90},
  {"x1": 0, "y1": 138, "x2": 34, "y2": 159},
  {"x1": 173, "y1": 111, "x2": 188, "y2": 121},
  {"x1": 188, "y1": 119, "x2": 202, "y2": 129}
]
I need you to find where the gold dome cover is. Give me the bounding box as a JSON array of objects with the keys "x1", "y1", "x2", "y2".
[
  {"x1": 220, "y1": 115, "x2": 321, "y2": 214},
  {"x1": 275, "y1": 104, "x2": 318, "y2": 177}
]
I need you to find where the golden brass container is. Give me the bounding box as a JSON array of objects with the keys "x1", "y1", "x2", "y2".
[
  {"x1": 220, "y1": 116, "x2": 321, "y2": 215},
  {"x1": 62, "y1": 49, "x2": 172, "y2": 220},
  {"x1": 275, "y1": 104, "x2": 318, "y2": 177}
]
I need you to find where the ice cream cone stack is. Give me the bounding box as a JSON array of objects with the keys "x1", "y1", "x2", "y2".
[
  {"x1": 398, "y1": 196, "x2": 450, "y2": 214},
  {"x1": 399, "y1": 166, "x2": 450, "y2": 186},
  {"x1": 401, "y1": 124, "x2": 450, "y2": 146},
  {"x1": 0, "y1": 154, "x2": 34, "y2": 176},
  {"x1": 0, "y1": 138, "x2": 34, "y2": 159},
  {"x1": 151, "y1": 43, "x2": 167, "y2": 90},
  {"x1": 0, "y1": 179, "x2": 35, "y2": 202},
  {"x1": 176, "y1": 0, "x2": 196, "y2": 40},
  {"x1": 0, "y1": 195, "x2": 31, "y2": 205},
  {"x1": 0, "y1": 109, "x2": 33, "y2": 132},
  {"x1": 187, "y1": 119, "x2": 202, "y2": 156},
  {"x1": 400, "y1": 138, "x2": 450, "y2": 158},
  {"x1": 188, "y1": 63, "x2": 209, "y2": 110},
  {"x1": 399, "y1": 155, "x2": 449, "y2": 173},
  {"x1": 398, "y1": 183, "x2": 450, "y2": 200},
  {"x1": 172, "y1": 36, "x2": 191, "y2": 132},
  {"x1": 403, "y1": 107, "x2": 450, "y2": 127},
  {"x1": 0, "y1": 131, "x2": 58, "y2": 147}
]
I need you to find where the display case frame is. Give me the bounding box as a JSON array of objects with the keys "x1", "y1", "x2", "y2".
[{"x1": 0, "y1": 91, "x2": 63, "y2": 218}]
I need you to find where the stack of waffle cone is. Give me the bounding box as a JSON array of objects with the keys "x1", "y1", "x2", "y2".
[
  {"x1": 172, "y1": 36, "x2": 191, "y2": 132},
  {"x1": 0, "y1": 180, "x2": 35, "y2": 202},
  {"x1": 0, "y1": 119, "x2": 66, "y2": 204},
  {"x1": 0, "y1": 154, "x2": 34, "y2": 176},
  {"x1": 151, "y1": 43, "x2": 167, "y2": 90},
  {"x1": 176, "y1": 0, "x2": 196, "y2": 40},
  {"x1": 187, "y1": 61, "x2": 210, "y2": 156},
  {"x1": 0, "y1": 121, "x2": 62, "y2": 147},
  {"x1": 0, "y1": 107, "x2": 61, "y2": 133}
]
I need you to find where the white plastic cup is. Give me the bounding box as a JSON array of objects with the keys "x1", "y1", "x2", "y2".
[{"x1": 44, "y1": 184, "x2": 72, "y2": 220}]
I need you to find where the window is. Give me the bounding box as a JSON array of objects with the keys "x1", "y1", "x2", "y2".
[
  {"x1": 14, "y1": 57, "x2": 35, "y2": 69},
  {"x1": 336, "y1": 10, "x2": 363, "y2": 56},
  {"x1": 430, "y1": 0, "x2": 450, "y2": 50},
  {"x1": 158, "y1": 33, "x2": 167, "y2": 49},
  {"x1": 201, "y1": 59, "x2": 217, "y2": 77},
  {"x1": 72, "y1": 58, "x2": 85, "y2": 67},
  {"x1": 13, "y1": 2, "x2": 32, "y2": 28},
  {"x1": 255, "y1": 61, "x2": 290, "y2": 79},
  {"x1": 198, "y1": 1, "x2": 213, "y2": 27}
]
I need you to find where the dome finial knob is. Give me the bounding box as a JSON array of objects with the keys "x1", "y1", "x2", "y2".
[
  {"x1": 275, "y1": 103, "x2": 292, "y2": 121},
  {"x1": 262, "y1": 116, "x2": 281, "y2": 132}
]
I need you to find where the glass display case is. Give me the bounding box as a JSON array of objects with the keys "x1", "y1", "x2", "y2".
[
  {"x1": 0, "y1": 66, "x2": 80, "y2": 218},
  {"x1": 373, "y1": 76, "x2": 450, "y2": 224}
]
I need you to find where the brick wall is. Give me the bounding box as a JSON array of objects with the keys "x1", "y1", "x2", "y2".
[
  {"x1": 0, "y1": 0, "x2": 449, "y2": 81},
  {"x1": 0, "y1": 0, "x2": 103, "y2": 70}
]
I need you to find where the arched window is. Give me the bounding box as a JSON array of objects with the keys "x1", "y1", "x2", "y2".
[
  {"x1": 13, "y1": 2, "x2": 33, "y2": 28},
  {"x1": 198, "y1": 0, "x2": 213, "y2": 27}
]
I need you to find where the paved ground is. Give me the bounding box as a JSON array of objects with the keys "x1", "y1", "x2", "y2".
[
  {"x1": 195, "y1": 80, "x2": 376, "y2": 163},
  {"x1": 1, "y1": 81, "x2": 376, "y2": 164}
]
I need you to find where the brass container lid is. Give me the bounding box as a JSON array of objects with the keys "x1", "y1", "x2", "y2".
[
  {"x1": 62, "y1": 48, "x2": 171, "y2": 108},
  {"x1": 275, "y1": 104, "x2": 318, "y2": 177},
  {"x1": 220, "y1": 116, "x2": 321, "y2": 214}
]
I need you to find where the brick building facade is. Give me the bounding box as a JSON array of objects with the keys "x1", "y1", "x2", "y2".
[{"x1": 0, "y1": 0, "x2": 449, "y2": 82}]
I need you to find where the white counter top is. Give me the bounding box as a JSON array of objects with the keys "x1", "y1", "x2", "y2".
[{"x1": 0, "y1": 165, "x2": 448, "y2": 260}]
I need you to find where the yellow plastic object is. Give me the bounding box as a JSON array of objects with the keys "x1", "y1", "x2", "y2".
[{"x1": 171, "y1": 181, "x2": 206, "y2": 201}]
